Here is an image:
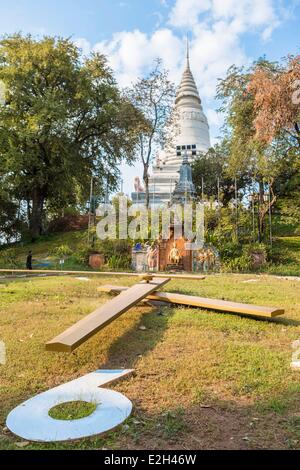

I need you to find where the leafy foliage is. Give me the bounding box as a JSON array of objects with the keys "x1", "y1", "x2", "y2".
[
  {"x1": 50, "y1": 244, "x2": 73, "y2": 258},
  {"x1": 216, "y1": 60, "x2": 300, "y2": 241},
  {"x1": 0, "y1": 247, "x2": 20, "y2": 268},
  {"x1": 248, "y1": 56, "x2": 300, "y2": 147},
  {"x1": 192, "y1": 143, "x2": 251, "y2": 205},
  {"x1": 0, "y1": 34, "x2": 140, "y2": 240},
  {"x1": 0, "y1": 187, "x2": 22, "y2": 242}
]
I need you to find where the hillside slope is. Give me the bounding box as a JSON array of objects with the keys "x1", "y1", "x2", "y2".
[
  {"x1": 0, "y1": 230, "x2": 89, "y2": 271},
  {"x1": 0, "y1": 232, "x2": 299, "y2": 276}
]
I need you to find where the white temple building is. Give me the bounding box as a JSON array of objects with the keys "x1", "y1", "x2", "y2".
[{"x1": 132, "y1": 44, "x2": 211, "y2": 206}]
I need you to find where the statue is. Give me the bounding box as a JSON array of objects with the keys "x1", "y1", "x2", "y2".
[
  {"x1": 169, "y1": 242, "x2": 181, "y2": 265},
  {"x1": 194, "y1": 246, "x2": 219, "y2": 273},
  {"x1": 206, "y1": 248, "x2": 216, "y2": 270},
  {"x1": 147, "y1": 245, "x2": 158, "y2": 271},
  {"x1": 196, "y1": 250, "x2": 206, "y2": 271},
  {"x1": 203, "y1": 250, "x2": 209, "y2": 273},
  {"x1": 134, "y1": 177, "x2": 144, "y2": 193}
]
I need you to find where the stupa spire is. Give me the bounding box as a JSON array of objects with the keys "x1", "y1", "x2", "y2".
[
  {"x1": 131, "y1": 37, "x2": 211, "y2": 207},
  {"x1": 175, "y1": 36, "x2": 201, "y2": 107},
  {"x1": 186, "y1": 34, "x2": 190, "y2": 69}
]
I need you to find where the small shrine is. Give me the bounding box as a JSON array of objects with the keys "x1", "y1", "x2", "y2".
[
  {"x1": 132, "y1": 238, "x2": 220, "y2": 274},
  {"x1": 157, "y1": 224, "x2": 193, "y2": 272}
]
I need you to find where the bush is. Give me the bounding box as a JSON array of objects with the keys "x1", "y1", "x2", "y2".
[
  {"x1": 50, "y1": 244, "x2": 73, "y2": 258},
  {"x1": 95, "y1": 239, "x2": 131, "y2": 259},
  {"x1": 72, "y1": 246, "x2": 94, "y2": 264},
  {"x1": 71, "y1": 239, "x2": 132, "y2": 268},
  {"x1": 222, "y1": 254, "x2": 252, "y2": 273},
  {"x1": 221, "y1": 243, "x2": 268, "y2": 272},
  {"x1": 0, "y1": 247, "x2": 20, "y2": 268},
  {"x1": 219, "y1": 241, "x2": 242, "y2": 260},
  {"x1": 107, "y1": 254, "x2": 131, "y2": 270}
]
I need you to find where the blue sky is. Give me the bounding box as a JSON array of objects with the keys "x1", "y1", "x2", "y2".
[{"x1": 0, "y1": 0, "x2": 300, "y2": 194}]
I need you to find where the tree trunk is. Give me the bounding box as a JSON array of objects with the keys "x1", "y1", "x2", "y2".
[
  {"x1": 26, "y1": 200, "x2": 31, "y2": 223},
  {"x1": 258, "y1": 181, "x2": 265, "y2": 243},
  {"x1": 143, "y1": 165, "x2": 150, "y2": 209},
  {"x1": 258, "y1": 180, "x2": 276, "y2": 246},
  {"x1": 29, "y1": 189, "x2": 45, "y2": 240},
  {"x1": 295, "y1": 122, "x2": 300, "y2": 148}
]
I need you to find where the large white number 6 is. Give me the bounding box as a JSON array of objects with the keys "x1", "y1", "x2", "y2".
[{"x1": 6, "y1": 369, "x2": 133, "y2": 442}]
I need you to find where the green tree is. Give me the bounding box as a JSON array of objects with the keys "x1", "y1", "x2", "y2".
[
  {"x1": 192, "y1": 143, "x2": 251, "y2": 206},
  {"x1": 216, "y1": 62, "x2": 287, "y2": 241},
  {"x1": 0, "y1": 185, "x2": 21, "y2": 242},
  {"x1": 0, "y1": 34, "x2": 139, "y2": 240},
  {"x1": 126, "y1": 59, "x2": 176, "y2": 207},
  {"x1": 248, "y1": 55, "x2": 300, "y2": 148},
  {"x1": 272, "y1": 138, "x2": 300, "y2": 226}
]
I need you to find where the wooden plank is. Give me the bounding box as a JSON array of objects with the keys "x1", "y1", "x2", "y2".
[
  {"x1": 0, "y1": 269, "x2": 205, "y2": 281},
  {"x1": 98, "y1": 285, "x2": 284, "y2": 319},
  {"x1": 97, "y1": 285, "x2": 169, "y2": 307},
  {"x1": 46, "y1": 278, "x2": 170, "y2": 353},
  {"x1": 98, "y1": 285, "x2": 129, "y2": 293}
]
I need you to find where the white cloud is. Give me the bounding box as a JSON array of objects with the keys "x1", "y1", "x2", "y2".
[
  {"x1": 74, "y1": 37, "x2": 92, "y2": 57},
  {"x1": 213, "y1": 0, "x2": 280, "y2": 39},
  {"x1": 85, "y1": 0, "x2": 284, "y2": 99},
  {"x1": 169, "y1": 0, "x2": 211, "y2": 28},
  {"x1": 163, "y1": 0, "x2": 283, "y2": 99},
  {"x1": 93, "y1": 28, "x2": 183, "y2": 87},
  {"x1": 90, "y1": 23, "x2": 247, "y2": 99},
  {"x1": 73, "y1": 0, "x2": 290, "y2": 192},
  {"x1": 169, "y1": 0, "x2": 280, "y2": 38},
  {"x1": 190, "y1": 20, "x2": 249, "y2": 98},
  {"x1": 74, "y1": 0, "x2": 286, "y2": 97}
]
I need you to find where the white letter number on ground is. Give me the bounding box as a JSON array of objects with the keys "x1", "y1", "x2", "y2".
[{"x1": 6, "y1": 369, "x2": 133, "y2": 442}]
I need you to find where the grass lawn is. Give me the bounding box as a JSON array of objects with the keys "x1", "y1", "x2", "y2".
[
  {"x1": 1, "y1": 273, "x2": 300, "y2": 450},
  {"x1": 264, "y1": 237, "x2": 300, "y2": 277}
]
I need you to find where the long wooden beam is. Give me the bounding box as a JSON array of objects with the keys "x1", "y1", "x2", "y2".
[
  {"x1": 98, "y1": 285, "x2": 284, "y2": 319},
  {"x1": 0, "y1": 269, "x2": 205, "y2": 281},
  {"x1": 46, "y1": 278, "x2": 170, "y2": 353}
]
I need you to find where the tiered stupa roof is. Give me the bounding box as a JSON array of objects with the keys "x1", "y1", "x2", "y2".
[
  {"x1": 132, "y1": 39, "x2": 211, "y2": 207},
  {"x1": 175, "y1": 46, "x2": 201, "y2": 107}
]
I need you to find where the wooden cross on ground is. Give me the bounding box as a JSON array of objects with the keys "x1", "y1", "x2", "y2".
[{"x1": 46, "y1": 274, "x2": 285, "y2": 353}]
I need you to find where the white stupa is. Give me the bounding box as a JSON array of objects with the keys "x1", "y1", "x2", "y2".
[{"x1": 132, "y1": 41, "x2": 211, "y2": 206}]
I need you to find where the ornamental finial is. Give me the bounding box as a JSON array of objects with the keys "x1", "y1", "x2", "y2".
[{"x1": 186, "y1": 33, "x2": 190, "y2": 69}]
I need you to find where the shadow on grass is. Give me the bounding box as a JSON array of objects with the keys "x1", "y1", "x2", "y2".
[
  {"x1": 100, "y1": 302, "x2": 174, "y2": 370},
  {"x1": 124, "y1": 286, "x2": 300, "y2": 328}
]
